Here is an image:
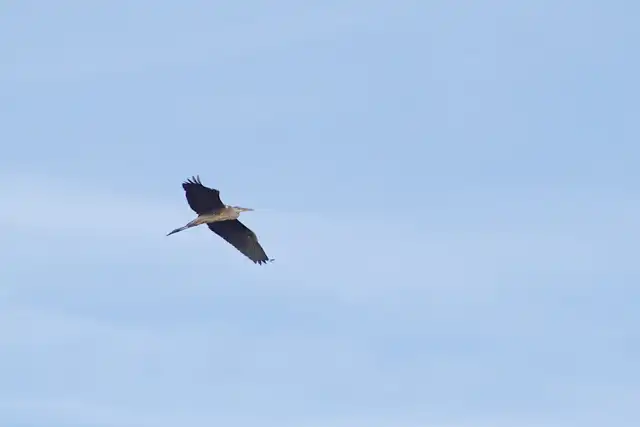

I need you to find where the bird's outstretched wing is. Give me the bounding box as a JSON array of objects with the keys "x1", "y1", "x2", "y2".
[
  {"x1": 207, "y1": 220, "x2": 272, "y2": 265},
  {"x1": 182, "y1": 175, "x2": 224, "y2": 214}
]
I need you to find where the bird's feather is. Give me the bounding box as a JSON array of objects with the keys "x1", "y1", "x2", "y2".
[
  {"x1": 207, "y1": 220, "x2": 272, "y2": 265},
  {"x1": 182, "y1": 175, "x2": 224, "y2": 214}
]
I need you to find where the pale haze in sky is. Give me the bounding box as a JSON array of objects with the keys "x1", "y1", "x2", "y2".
[{"x1": 1, "y1": 1, "x2": 639, "y2": 426}]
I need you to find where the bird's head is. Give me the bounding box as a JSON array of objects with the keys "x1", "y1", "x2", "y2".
[{"x1": 232, "y1": 206, "x2": 254, "y2": 213}]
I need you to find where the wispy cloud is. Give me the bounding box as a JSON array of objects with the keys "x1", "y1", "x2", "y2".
[
  {"x1": 1, "y1": 172, "x2": 637, "y2": 426},
  {"x1": 0, "y1": 306, "x2": 411, "y2": 426},
  {"x1": 2, "y1": 172, "x2": 638, "y2": 294},
  {"x1": 1, "y1": 1, "x2": 423, "y2": 83}
]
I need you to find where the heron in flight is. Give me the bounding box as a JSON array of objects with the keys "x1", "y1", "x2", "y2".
[{"x1": 167, "y1": 176, "x2": 273, "y2": 265}]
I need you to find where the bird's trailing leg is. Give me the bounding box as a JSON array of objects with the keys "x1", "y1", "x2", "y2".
[{"x1": 166, "y1": 218, "x2": 200, "y2": 236}]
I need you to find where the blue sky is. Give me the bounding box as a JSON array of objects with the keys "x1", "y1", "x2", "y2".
[{"x1": 1, "y1": 0, "x2": 638, "y2": 426}]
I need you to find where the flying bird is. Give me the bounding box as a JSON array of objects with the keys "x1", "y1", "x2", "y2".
[{"x1": 167, "y1": 176, "x2": 273, "y2": 265}]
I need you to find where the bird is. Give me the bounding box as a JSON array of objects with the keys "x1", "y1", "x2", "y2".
[{"x1": 167, "y1": 175, "x2": 273, "y2": 265}]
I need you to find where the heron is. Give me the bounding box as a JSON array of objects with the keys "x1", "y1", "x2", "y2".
[{"x1": 167, "y1": 176, "x2": 273, "y2": 265}]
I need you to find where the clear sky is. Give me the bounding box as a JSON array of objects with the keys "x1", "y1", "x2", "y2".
[{"x1": 1, "y1": 1, "x2": 638, "y2": 426}]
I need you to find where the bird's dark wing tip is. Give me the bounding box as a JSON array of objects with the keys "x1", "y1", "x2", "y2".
[
  {"x1": 255, "y1": 258, "x2": 275, "y2": 265},
  {"x1": 183, "y1": 175, "x2": 203, "y2": 186}
]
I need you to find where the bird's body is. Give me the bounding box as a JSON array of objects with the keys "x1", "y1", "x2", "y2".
[
  {"x1": 190, "y1": 205, "x2": 242, "y2": 226},
  {"x1": 167, "y1": 176, "x2": 273, "y2": 265}
]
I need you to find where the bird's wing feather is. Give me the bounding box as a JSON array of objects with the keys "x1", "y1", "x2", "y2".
[
  {"x1": 182, "y1": 175, "x2": 224, "y2": 214},
  {"x1": 207, "y1": 219, "x2": 271, "y2": 265}
]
